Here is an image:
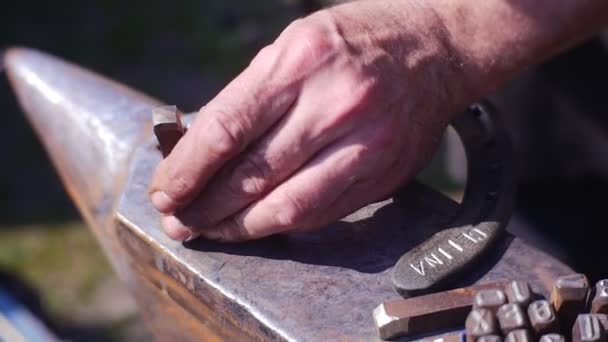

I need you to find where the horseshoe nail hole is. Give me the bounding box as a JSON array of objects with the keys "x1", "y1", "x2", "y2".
[
  {"x1": 417, "y1": 125, "x2": 467, "y2": 203},
  {"x1": 470, "y1": 104, "x2": 483, "y2": 117}
]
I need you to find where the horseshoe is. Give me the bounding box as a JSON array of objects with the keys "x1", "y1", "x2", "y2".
[{"x1": 392, "y1": 101, "x2": 516, "y2": 296}]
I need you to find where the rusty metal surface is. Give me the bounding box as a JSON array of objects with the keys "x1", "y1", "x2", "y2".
[
  {"x1": 117, "y1": 137, "x2": 573, "y2": 341},
  {"x1": 5, "y1": 47, "x2": 576, "y2": 341}
]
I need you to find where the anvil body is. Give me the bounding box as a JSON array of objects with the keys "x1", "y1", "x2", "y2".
[{"x1": 4, "y1": 48, "x2": 573, "y2": 341}]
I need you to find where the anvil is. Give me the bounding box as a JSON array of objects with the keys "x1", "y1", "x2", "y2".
[{"x1": 3, "y1": 48, "x2": 574, "y2": 341}]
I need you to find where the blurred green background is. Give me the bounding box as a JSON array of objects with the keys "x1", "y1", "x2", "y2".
[{"x1": 0, "y1": 1, "x2": 326, "y2": 340}]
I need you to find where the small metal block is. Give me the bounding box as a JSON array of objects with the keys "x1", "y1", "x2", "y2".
[
  {"x1": 572, "y1": 314, "x2": 607, "y2": 342},
  {"x1": 551, "y1": 274, "x2": 589, "y2": 329},
  {"x1": 504, "y1": 329, "x2": 533, "y2": 342},
  {"x1": 373, "y1": 282, "x2": 505, "y2": 340},
  {"x1": 152, "y1": 105, "x2": 185, "y2": 158},
  {"x1": 466, "y1": 309, "x2": 499, "y2": 341},
  {"x1": 528, "y1": 300, "x2": 560, "y2": 336},
  {"x1": 592, "y1": 280, "x2": 608, "y2": 314},
  {"x1": 477, "y1": 335, "x2": 502, "y2": 342},
  {"x1": 497, "y1": 303, "x2": 529, "y2": 335},
  {"x1": 474, "y1": 290, "x2": 508, "y2": 314},
  {"x1": 504, "y1": 281, "x2": 532, "y2": 307},
  {"x1": 539, "y1": 334, "x2": 566, "y2": 342}
]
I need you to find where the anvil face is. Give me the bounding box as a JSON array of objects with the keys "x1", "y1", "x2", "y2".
[
  {"x1": 4, "y1": 48, "x2": 574, "y2": 341},
  {"x1": 117, "y1": 144, "x2": 572, "y2": 341}
]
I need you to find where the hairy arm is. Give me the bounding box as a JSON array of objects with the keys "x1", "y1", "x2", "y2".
[
  {"x1": 435, "y1": 0, "x2": 608, "y2": 94},
  {"x1": 328, "y1": 0, "x2": 608, "y2": 111}
]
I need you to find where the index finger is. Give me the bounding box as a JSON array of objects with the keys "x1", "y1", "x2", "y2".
[{"x1": 149, "y1": 46, "x2": 300, "y2": 213}]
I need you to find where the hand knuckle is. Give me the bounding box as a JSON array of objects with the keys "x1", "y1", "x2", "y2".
[
  {"x1": 350, "y1": 144, "x2": 372, "y2": 164},
  {"x1": 164, "y1": 167, "x2": 197, "y2": 201},
  {"x1": 281, "y1": 18, "x2": 307, "y2": 37},
  {"x1": 280, "y1": 15, "x2": 342, "y2": 71},
  {"x1": 333, "y1": 76, "x2": 377, "y2": 118},
  {"x1": 250, "y1": 43, "x2": 279, "y2": 69},
  {"x1": 352, "y1": 67, "x2": 380, "y2": 96},
  {"x1": 207, "y1": 108, "x2": 247, "y2": 158},
  {"x1": 229, "y1": 152, "x2": 274, "y2": 196},
  {"x1": 273, "y1": 190, "x2": 307, "y2": 227},
  {"x1": 297, "y1": 24, "x2": 335, "y2": 60},
  {"x1": 353, "y1": 75, "x2": 379, "y2": 103}
]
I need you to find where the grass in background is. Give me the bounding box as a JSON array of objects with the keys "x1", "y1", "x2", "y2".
[
  {"x1": 0, "y1": 223, "x2": 110, "y2": 308},
  {"x1": 0, "y1": 222, "x2": 147, "y2": 341}
]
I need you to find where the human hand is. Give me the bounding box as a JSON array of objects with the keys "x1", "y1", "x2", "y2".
[{"x1": 148, "y1": 0, "x2": 474, "y2": 242}]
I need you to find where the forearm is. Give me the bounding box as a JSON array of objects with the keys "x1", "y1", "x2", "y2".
[
  {"x1": 434, "y1": 0, "x2": 608, "y2": 97},
  {"x1": 326, "y1": 0, "x2": 608, "y2": 117}
]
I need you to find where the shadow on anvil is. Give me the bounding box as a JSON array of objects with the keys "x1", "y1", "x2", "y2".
[{"x1": 184, "y1": 190, "x2": 511, "y2": 294}]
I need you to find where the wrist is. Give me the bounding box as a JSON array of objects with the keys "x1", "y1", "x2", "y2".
[
  {"x1": 325, "y1": 1, "x2": 477, "y2": 123},
  {"x1": 431, "y1": 0, "x2": 608, "y2": 98}
]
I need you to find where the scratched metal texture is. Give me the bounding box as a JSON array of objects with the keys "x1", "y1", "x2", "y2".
[
  {"x1": 117, "y1": 138, "x2": 573, "y2": 341},
  {"x1": 5, "y1": 47, "x2": 574, "y2": 342}
]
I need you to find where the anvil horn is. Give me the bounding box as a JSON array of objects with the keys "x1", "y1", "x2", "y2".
[{"x1": 4, "y1": 47, "x2": 163, "y2": 228}]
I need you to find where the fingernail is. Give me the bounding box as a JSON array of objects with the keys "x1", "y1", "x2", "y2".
[
  {"x1": 161, "y1": 215, "x2": 193, "y2": 242},
  {"x1": 184, "y1": 232, "x2": 200, "y2": 242},
  {"x1": 150, "y1": 191, "x2": 175, "y2": 213}
]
